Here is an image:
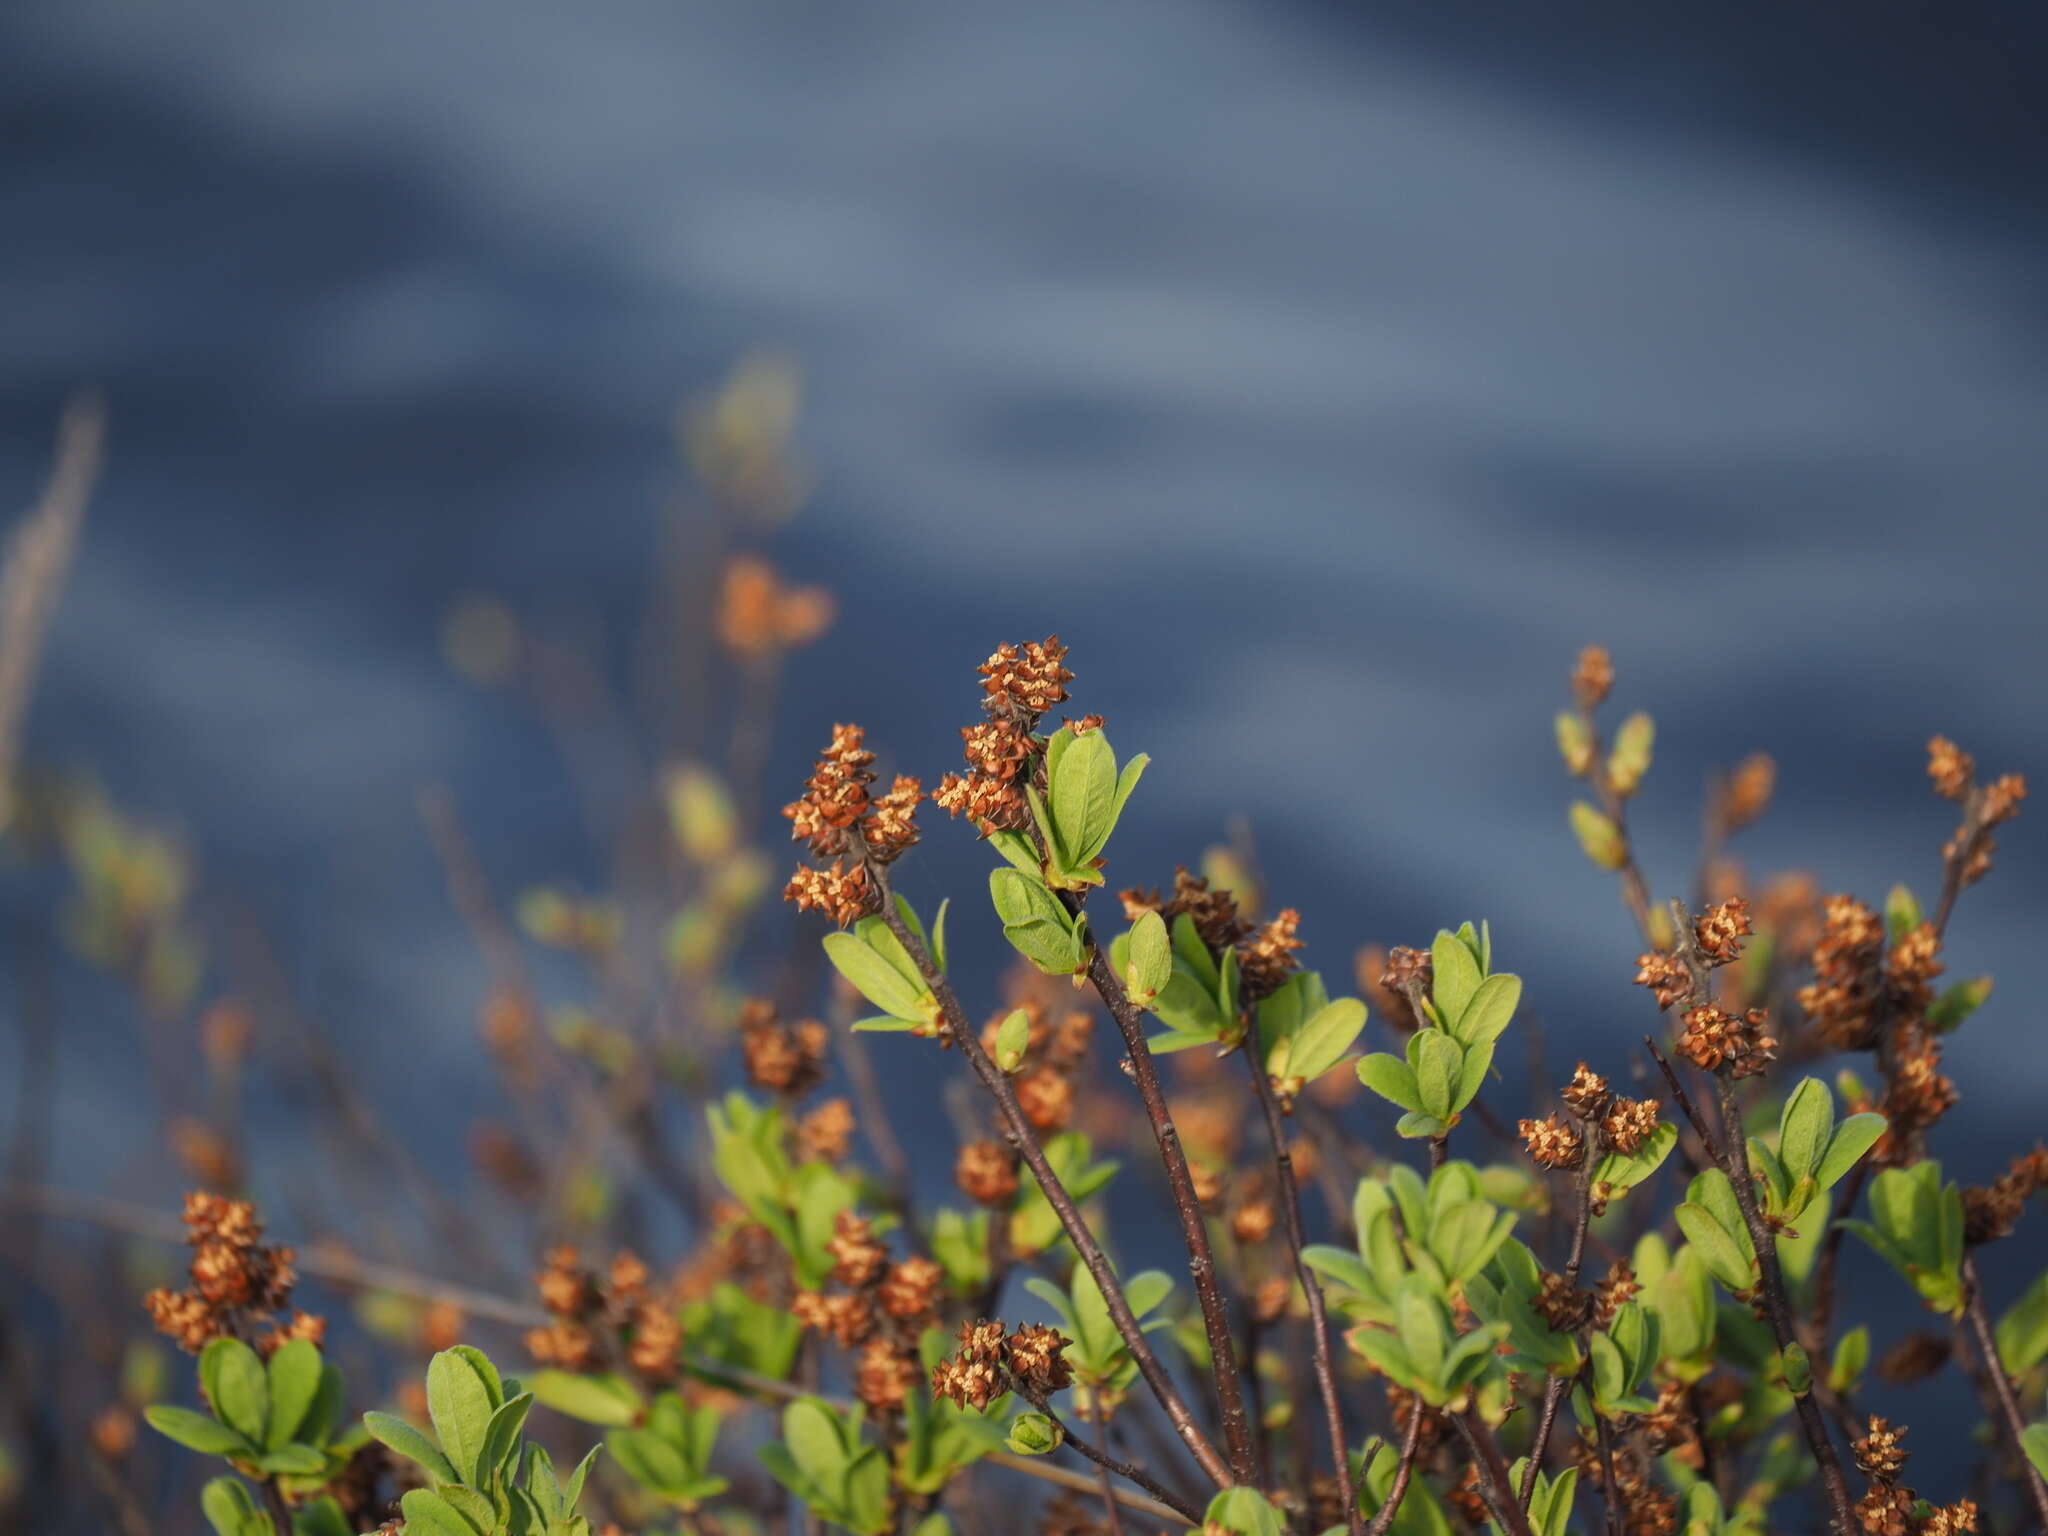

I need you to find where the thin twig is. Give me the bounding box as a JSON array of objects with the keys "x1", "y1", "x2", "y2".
[
  {"x1": 1240, "y1": 1039, "x2": 1360, "y2": 1534},
  {"x1": 1643, "y1": 1028, "x2": 1854, "y2": 1536},
  {"x1": 1090, "y1": 1413, "x2": 1129, "y2": 1536},
  {"x1": 1960, "y1": 1253, "x2": 2048, "y2": 1531},
  {"x1": 1362, "y1": 1407, "x2": 1426, "y2": 1536},
  {"x1": 4, "y1": 1182, "x2": 1196, "y2": 1523},
  {"x1": 1452, "y1": 1411, "x2": 1536, "y2": 1536},
  {"x1": 1012, "y1": 1385, "x2": 1197, "y2": 1525},
  {"x1": 0, "y1": 393, "x2": 103, "y2": 810},
  {"x1": 871, "y1": 888, "x2": 1232, "y2": 1491},
  {"x1": 1519, "y1": 1154, "x2": 1598, "y2": 1505},
  {"x1": 1084, "y1": 945, "x2": 1260, "y2": 1485}
]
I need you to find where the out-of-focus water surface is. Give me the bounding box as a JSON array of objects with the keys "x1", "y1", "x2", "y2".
[{"x1": 4, "y1": 0, "x2": 2047, "y2": 1475}]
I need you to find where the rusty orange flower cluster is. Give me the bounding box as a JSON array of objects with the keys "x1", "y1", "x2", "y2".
[
  {"x1": 525, "y1": 1245, "x2": 683, "y2": 1382},
  {"x1": 791, "y1": 1213, "x2": 946, "y2": 1414},
  {"x1": 716, "y1": 553, "x2": 835, "y2": 659},
  {"x1": 1236, "y1": 907, "x2": 1304, "y2": 1003},
  {"x1": 1519, "y1": 1114, "x2": 1585, "y2": 1171},
  {"x1": 144, "y1": 1192, "x2": 307, "y2": 1355},
  {"x1": 1961, "y1": 1143, "x2": 2048, "y2": 1245},
  {"x1": 1676, "y1": 1004, "x2": 1777, "y2": 1079},
  {"x1": 1850, "y1": 1415, "x2": 1976, "y2": 1536},
  {"x1": 781, "y1": 722, "x2": 915, "y2": 926},
  {"x1": 929, "y1": 1316, "x2": 1073, "y2": 1410},
  {"x1": 739, "y1": 998, "x2": 831, "y2": 1097}
]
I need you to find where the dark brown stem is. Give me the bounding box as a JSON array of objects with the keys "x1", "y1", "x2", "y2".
[
  {"x1": 1241, "y1": 1040, "x2": 1361, "y2": 1534},
  {"x1": 873, "y1": 897, "x2": 1233, "y2": 1489},
  {"x1": 1519, "y1": 1155, "x2": 1599, "y2": 1504},
  {"x1": 1084, "y1": 945, "x2": 1260, "y2": 1485},
  {"x1": 1706, "y1": 1071, "x2": 1854, "y2": 1536},
  {"x1": 1363, "y1": 1407, "x2": 1426, "y2": 1536},
  {"x1": 1452, "y1": 1411, "x2": 1537, "y2": 1536},
  {"x1": 1091, "y1": 1411, "x2": 1129, "y2": 1536},
  {"x1": 259, "y1": 1478, "x2": 293, "y2": 1536},
  {"x1": 1809, "y1": 1161, "x2": 1871, "y2": 1344},
  {"x1": 1591, "y1": 1412, "x2": 1624, "y2": 1536},
  {"x1": 1960, "y1": 1253, "x2": 2048, "y2": 1531},
  {"x1": 1648, "y1": 1018, "x2": 1855, "y2": 1536},
  {"x1": 1015, "y1": 1386, "x2": 1203, "y2": 1525}
]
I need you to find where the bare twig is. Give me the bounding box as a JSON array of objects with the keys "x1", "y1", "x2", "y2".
[
  {"x1": 1084, "y1": 945, "x2": 1259, "y2": 1485},
  {"x1": 871, "y1": 888, "x2": 1231, "y2": 1491},
  {"x1": 1644, "y1": 1028, "x2": 1855, "y2": 1536},
  {"x1": 4, "y1": 1182, "x2": 1195, "y2": 1523},
  {"x1": 0, "y1": 394, "x2": 103, "y2": 810},
  {"x1": 1960, "y1": 1253, "x2": 2048, "y2": 1531},
  {"x1": 1452, "y1": 1411, "x2": 1536, "y2": 1536},
  {"x1": 1240, "y1": 1039, "x2": 1359, "y2": 1534},
  {"x1": 1519, "y1": 1155, "x2": 1598, "y2": 1505},
  {"x1": 1013, "y1": 1385, "x2": 1198, "y2": 1525},
  {"x1": 1362, "y1": 1407, "x2": 1426, "y2": 1536}
]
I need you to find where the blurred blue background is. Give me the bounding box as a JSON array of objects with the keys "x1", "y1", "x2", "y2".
[{"x1": 4, "y1": 0, "x2": 2046, "y2": 1496}]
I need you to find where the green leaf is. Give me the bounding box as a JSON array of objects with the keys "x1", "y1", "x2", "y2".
[
  {"x1": 607, "y1": 1426, "x2": 694, "y2": 1496},
  {"x1": 1202, "y1": 1486, "x2": 1289, "y2": 1536},
  {"x1": 1108, "y1": 753, "x2": 1148, "y2": 834},
  {"x1": 2024, "y1": 1423, "x2": 2048, "y2": 1481},
  {"x1": 263, "y1": 1338, "x2": 324, "y2": 1450},
  {"x1": 1555, "y1": 710, "x2": 1594, "y2": 775},
  {"x1": 782, "y1": 1397, "x2": 849, "y2": 1490},
  {"x1": 1000, "y1": 916, "x2": 1087, "y2": 976},
  {"x1": 1451, "y1": 973, "x2": 1519, "y2": 1048},
  {"x1": 993, "y1": 1007, "x2": 1032, "y2": 1072},
  {"x1": 1451, "y1": 1037, "x2": 1494, "y2": 1114},
  {"x1": 1777, "y1": 1078, "x2": 1833, "y2": 1183},
  {"x1": 477, "y1": 1392, "x2": 534, "y2": 1481},
  {"x1": 256, "y1": 1444, "x2": 329, "y2": 1476},
  {"x1": 1004, "y1": 1411, "x2": 1061, "y2": 1455},
  {"x1": 1997, "y1": 1273, "x2": 2048, "y2": 1376},
  {"x1": 362, "y1": 1411, "x2": 460, "y2": 1485},
  {"x1": 1285, "y1": 998, "x2": 1367, "y2": 1085},
  {"x1": 145, "y1": 1405, "x2": 251, "y2": 1458},
  {"x1": 1674, "y1": 1204, "x2": 1753, "y2": 1292},
  {"x1": 1607, "y1": 711, "x2": 1655, "y2": 795},
  {"x1": 426, "y1": 1349, "x2": 498, "y2": 1484},
  {"x1": 1884, "y1": 883, "x2": 1921, "y2": 941},
  {"x1": 1593, "y1": 1122, "x2": 1676, "y2": 1200},
  {"x1": 199, "y1": 1477, "x2": 270, "y2": 1536},
  {"x1": 822, "y1": 930, "x2": 928, "y2": 1022},
  {"x1": 1050, "y1": 728, "x2": 1117, "y2": 862},
  {"x1": 986, "y1": 828, "x2": 1040, "y2": 876},
  {"x1": 208, "y1": 1339, "x2": 270, "y2": 1448},
  {"x1": 1927, "y1": 975, "x2": 1993, "y2": 1032},
  {"x1": 398, "y1": 1488, "x2": 486, "y2": 1536},
  {"x1": 1411, "y1": 1030, "x2": 1461, "y2": 1121},
  {"x1": 1815, "y1": 1113, "x2": 1886, "y2": 1191},
  {"x1": 1569, "y1": 802, "x2": 1627, "y2": 870},
  {"x1": 1430, "y1": 930, "x2": 1481, "y2": 1030},
  {"x1": 1125, "y1": 909, "x2": 1172, "y2": 1003},
  {"x1": 1396, "y1": 1111, "x2": 1447, "y2": 1140},
  {"x1": 1357, "y1": 1053, "x2": 1422, "y2": 1112}
]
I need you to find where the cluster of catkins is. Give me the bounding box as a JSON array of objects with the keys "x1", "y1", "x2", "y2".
[
  {"x1": 929, "y1": 1316, "x2": 1073, "y2": 1412},
  {"x1": 1850, "y1": 1416, "x2": 1978, "y2": 1536},
  {"x1": 790, "y1": 1211, "x2": 947, "y2": 1415},
  {"x1": 524, "y1": 1246, "x2": 682, "y2": 1383},
  {"x1": 783, "y1": 722, "x2": 925, "y2": 926},
  {"x1": 739, "y1": 997, "x2": 856, "y2": 1162},
  {"x1": 144, "y1": 1191, "x2": 322, "y2": 1357},
  {"x1": 1519, "y1": 1061, "x2": 1663, "y2": 1213}
]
